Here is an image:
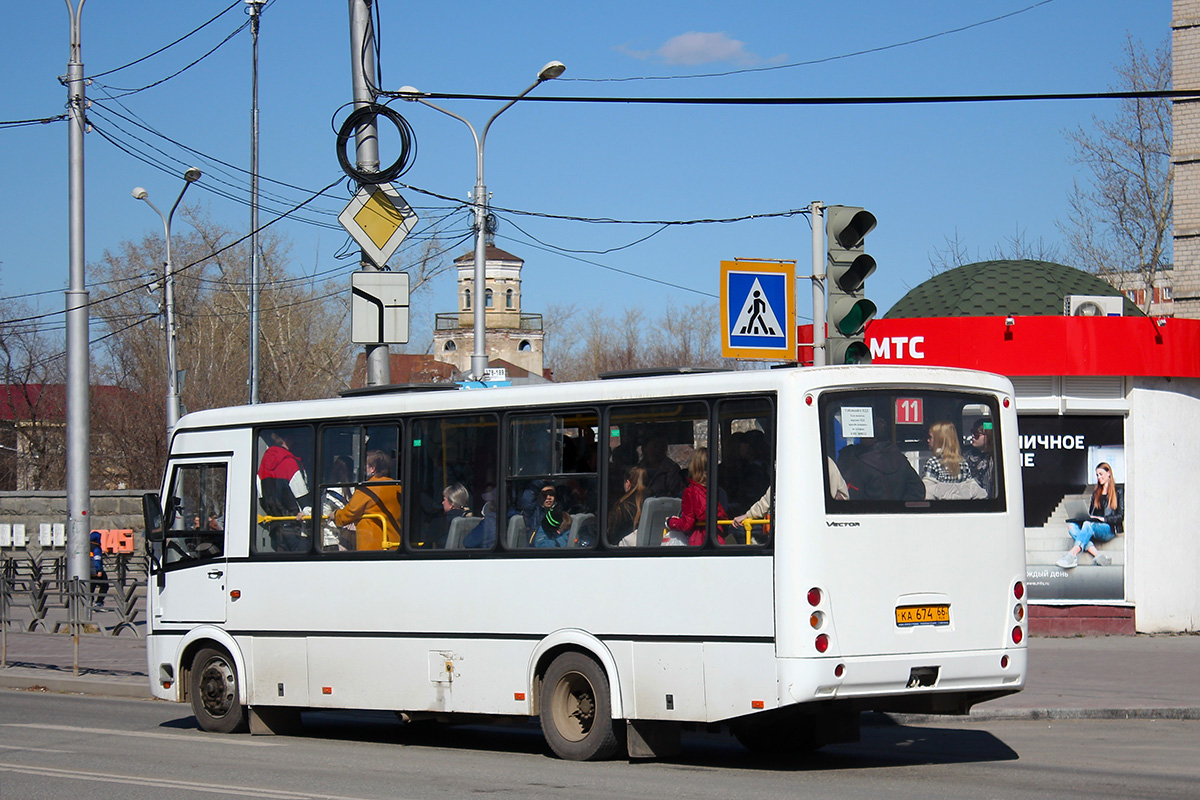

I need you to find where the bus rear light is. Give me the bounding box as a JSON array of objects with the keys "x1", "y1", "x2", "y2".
[
  {"x1": 1000, "y1": 655, "x2": 1010, "y2": 669},
  {"x1": 807, "y1": 587, "x2": 822, "y2": 606},
  {"x1": 815, "y1": 633, "x2": 830, "y2": 653},
  {"x1": 834, "y1": 664, "x2": 845, "y2": 678},
  {"x1": 1013, "y1": 603, "x2": 1025, "y2": 622},
  {"x1": 1013, "y1": 582, "x2": 1025, "y2": 600},
  {"x1": 1011, "y1": 626, "x2": 1023, "y2": 644},
  {"x1": 809, "y1": 611, "x2": 824, "y2": 629}
]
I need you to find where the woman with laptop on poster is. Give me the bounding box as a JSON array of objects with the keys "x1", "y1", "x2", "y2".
[{"x1": 1056, "y1": 462, "x2": 1124, "y2": 568}]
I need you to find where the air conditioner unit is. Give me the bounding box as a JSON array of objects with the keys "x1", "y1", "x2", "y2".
[{"x1": 1064, "y1": 295, "x2": 1123, "y2": 317}]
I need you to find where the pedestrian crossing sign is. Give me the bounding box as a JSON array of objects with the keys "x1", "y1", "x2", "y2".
[{"x1": 720, "y1": 260, "x2": 796, "y2": 360}]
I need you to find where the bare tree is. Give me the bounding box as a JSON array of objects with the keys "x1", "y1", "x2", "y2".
[
  {"x1": 0, "y1": 290, "x2": 67, "y2": 490},
  {"x1": 1061, "y1": 34, "x2": 1172, "y2": 311},
  {"x1": 89, "y1": 212, "x2": 358, "y2": 486},
  {"x1": 544, "y1": 301, "x2": 727, "y2": 382}
]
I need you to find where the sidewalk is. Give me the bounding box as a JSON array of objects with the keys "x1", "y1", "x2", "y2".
[{"x1": 3, "y1": 630, "x2": 1199, "y2": 719}]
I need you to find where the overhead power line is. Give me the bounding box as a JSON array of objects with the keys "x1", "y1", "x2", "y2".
[{"x1": 384, "y1": 89, "x2": 1200, "y2": 107}]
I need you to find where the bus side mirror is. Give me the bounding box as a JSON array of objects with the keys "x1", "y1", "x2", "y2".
[{"x1": 143, "y1": 493, "x2": 165, "y2": 543}]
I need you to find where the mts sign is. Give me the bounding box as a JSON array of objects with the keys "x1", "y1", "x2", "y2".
[{"x1": 869, "y1": 335, "x2": 925, "y2": 360}]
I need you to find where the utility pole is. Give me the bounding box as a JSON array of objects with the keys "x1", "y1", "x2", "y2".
[
  {"x1": 810, "y1": 201, "x2": 826, "y2": 367},
  {"x1": 247, "y1": 0, "x2": 265, "y2": 403},
  {"x1": 64, "y1": 0, "x2": 90, "y2": 583},
  {"x1": 348, "y1": 0, "x2": 390, "y2": 386}
]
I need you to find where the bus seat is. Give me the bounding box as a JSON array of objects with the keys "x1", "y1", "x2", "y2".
[
  {"x1": 638, "y1": 497, "x2": 681, "y2": 547},
  {"x1": 445, "y1": 516, "x2": 483, "y2": 550},
  {"x1": 566, "y1": 513, "x2": 595, "y2": 548},
  {"x1": 506, "y1": 515, "x2": 526, "y2": 549}
]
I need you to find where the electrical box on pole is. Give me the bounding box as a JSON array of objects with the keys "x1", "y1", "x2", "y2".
[{"x1": 825, "y1": 205, "x2": 877, "y2": 364}]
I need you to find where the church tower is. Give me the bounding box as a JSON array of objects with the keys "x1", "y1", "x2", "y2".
[{"x1": 431, "y1": 243, "x2": 546, "y2": 378}]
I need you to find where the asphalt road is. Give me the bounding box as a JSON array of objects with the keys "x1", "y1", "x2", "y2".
[{"x1": 2, "y1": 690, "x2": 1198, "y2": 800}]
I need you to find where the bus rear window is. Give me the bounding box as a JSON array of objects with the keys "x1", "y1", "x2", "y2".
[{"x1": 821, "y1": 389, "x2": 1003, "y2": 514}]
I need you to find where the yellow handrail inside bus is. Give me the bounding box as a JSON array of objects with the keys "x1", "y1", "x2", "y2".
[
  {"x1": 717, "y1": 517, "x2": 770, "y2": 545},
  {"x1": 260, "y1": 513, "x2": 399, "y2": 550}
]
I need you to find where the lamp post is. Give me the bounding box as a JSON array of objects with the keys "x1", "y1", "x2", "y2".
[
  {"x1": 132, "y1": 167, "x2": 202, "y2": 439},
  {"x1": 399, "y1": 60, "x2": 565, "y2": 381}
]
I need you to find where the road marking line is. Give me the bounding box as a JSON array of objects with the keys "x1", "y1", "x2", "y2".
[
  {"x1": 0, "y1": 762, "x2": 394, "y2": 800},
  {"x1": 2, "y1": 723, "x2": 282, "y2": 747}
]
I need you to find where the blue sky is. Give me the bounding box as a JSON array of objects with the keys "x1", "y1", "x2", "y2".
[{"x1": 0, "y1": 1, "x2": 1171, "y2": 353}]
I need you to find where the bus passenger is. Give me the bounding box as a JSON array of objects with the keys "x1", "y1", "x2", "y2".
[
  {"x1": 257, "y1": 430, "x2": 312, "y2": 551},
  {"x1": 639, "y1": 433, "x2": 684, "y2": 499},
  {"x1": 463, "y1": 490, "x2": 498, "y2": 549},
  {"x1": 837, "y1": 416, "x2": 925, "y2": 502},
  {"x1": 439, "y1": 483, "x2": 471, "y2": 548},
  {"x1": 922, "y1": 421, "x2": 985, "y2": 500},
  {"x1": 964, "y1": 420, "x2": 996, "y2": 497},
  {"x1": 666, "y1": 447, "x2": 726, "y2": 546},
  {"x1": 532, "y1": 485, "x2": 572, "y2": 547},
  {"x1": 608, "y1": 465, "x2": 647, "y2": 546},
  {"x1": 334, "y1": 450, "x2": 402, "y2": 550}
]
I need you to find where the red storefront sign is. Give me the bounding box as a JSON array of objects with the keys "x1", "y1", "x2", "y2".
[{"x1": 798, "y1": 316, "x2": 1200, "y2": 378}]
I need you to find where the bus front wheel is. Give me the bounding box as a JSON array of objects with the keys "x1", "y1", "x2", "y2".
[
  {"x1": 539, "y1": 652, "x2": 621, "y2": 760},
  {"x1": 190, "y1": 647, "x2": 248, "y2": 733}
]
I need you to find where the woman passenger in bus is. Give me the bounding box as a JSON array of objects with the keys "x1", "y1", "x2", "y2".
[
  {"x1": 666, "y1": 447, "x2": 727, "y2": 546},
  {"x1": 608, "y1": 465, "x2": 647, "y2": 546},
  {"x1": 333, "y1": 450, "x2": 403, "y2": 550},
  {"x1": 922, "y1": 421, "x2": 986, "y2": 500},
  {"x1": 438, "y1": 483, "x2": 471, "y2": 548},
  {"x1": 1056, "y1": 462, "x2": 1123, "y2": 569}
]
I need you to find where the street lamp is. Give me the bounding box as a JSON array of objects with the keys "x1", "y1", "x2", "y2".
[
  {"x1": 398, "y1": 60, "x2": 565, "y2": 381},
  {"x1": 132, "y1": 167, "x2": 202, "y2": 439}
]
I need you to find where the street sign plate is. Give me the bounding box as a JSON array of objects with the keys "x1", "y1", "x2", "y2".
[
  {"x1": 338, "y1": 182, "x2": 418, "y2": 267},
  {"x1": 720, "y1": 260, "x2": 796, "y2": 360},
  {"x1": 351, "y1": 271, "x2": 410, "y2": 344}
]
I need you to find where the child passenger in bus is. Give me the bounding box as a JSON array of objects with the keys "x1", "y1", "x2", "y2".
[
  {"x1": 666, "y1": 447, "x2": 726, "y2": 546},
  {"x1": 532, "y1": 485, "x2": 572, "y2": 547}
]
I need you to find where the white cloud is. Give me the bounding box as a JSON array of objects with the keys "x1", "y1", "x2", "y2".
[{"x1": 655, "y1": 31, "x2": 756, "y2": 66}]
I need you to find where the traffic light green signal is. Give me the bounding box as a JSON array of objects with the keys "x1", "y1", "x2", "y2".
[{"x1": 825, "y1": 206, "x2": 877, "y2": 365}]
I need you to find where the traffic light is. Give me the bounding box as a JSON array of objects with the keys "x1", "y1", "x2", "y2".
[{"x1": 825, "y1": 205, "x2": 877, "y2": 364}]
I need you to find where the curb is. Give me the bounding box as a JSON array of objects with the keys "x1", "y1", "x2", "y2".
[
  {"x1": 0, "y1": 670, "x2": 152, "y2": 700},
  {"x1": 873, "y1": 707, "x2": 1200, "y2": 724}
]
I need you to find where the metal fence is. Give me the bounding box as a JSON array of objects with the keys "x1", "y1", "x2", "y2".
[{"x1": 1, "y1": 552, "x2": 148, "y2": 670}]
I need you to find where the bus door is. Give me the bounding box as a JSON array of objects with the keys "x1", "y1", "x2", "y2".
[{"x1": 153, "y1": 459, "x2": 230, "y2": 624}]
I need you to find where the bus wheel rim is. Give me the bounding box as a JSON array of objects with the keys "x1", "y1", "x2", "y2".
[
  {"x1": 198, "y1": 657, "x2": 236, "y2": 718},
  {"x1": 550, "y1": 670, "x2": 595, "y2": 742}
]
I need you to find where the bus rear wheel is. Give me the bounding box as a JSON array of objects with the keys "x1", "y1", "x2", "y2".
[
  {"x1": 539, "y1": 652, "x2": 620, "y2": 761},
  {"x1": 190, "y1": 647, "x2": 247, "y2": 733}
]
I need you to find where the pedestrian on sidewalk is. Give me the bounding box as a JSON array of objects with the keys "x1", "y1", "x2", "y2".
[{"x1": 89, "y1": 531, "x2": 109, "y2": 609}]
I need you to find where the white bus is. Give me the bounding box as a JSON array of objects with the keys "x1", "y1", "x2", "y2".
[{"x1": 143, "y1": 365, "x2": 1027, "y2": 760}]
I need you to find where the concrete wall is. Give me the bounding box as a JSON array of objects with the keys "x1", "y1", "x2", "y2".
[
  {"x1": 1128, "y1": 377, "x2": 1200, "y2": 631},
  {"x1": 0, "y1": 489, "x2": 149, "y2": 556}
]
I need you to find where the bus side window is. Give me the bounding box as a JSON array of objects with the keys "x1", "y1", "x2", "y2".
[
  {"x1": 717, "y1": 397, "x2": 774, "y2": 547},
  {"x1": 165, "y1": 463, "x2": 227, "y2": 565},
  {"x1": 255, "y1": 425, "x2": 315, "y2": 555}
]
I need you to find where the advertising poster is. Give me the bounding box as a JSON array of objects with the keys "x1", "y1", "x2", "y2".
[{"x1": 1019, "y1": 415, "x2": 1126, "y2": 601}]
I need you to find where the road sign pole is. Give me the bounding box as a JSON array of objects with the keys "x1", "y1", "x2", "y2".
[
  {"x1": 349, "y1": 0, "x2": 390, "y2": 386},
  {"x1": 811, "y1": 201, "x2": 825, "y2": 366}
]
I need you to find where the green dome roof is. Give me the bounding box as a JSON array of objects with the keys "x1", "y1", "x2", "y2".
[{"x1": 884, "y1": 259, "x2": 1144, "y2": 318}]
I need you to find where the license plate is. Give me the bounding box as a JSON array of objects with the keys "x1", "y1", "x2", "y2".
[{"x1": 895, "y1": 604, "x2": 950, "y2": 627}]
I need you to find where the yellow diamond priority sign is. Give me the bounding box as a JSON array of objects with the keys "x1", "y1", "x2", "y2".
[{"x1": 338, "y1": 182, "x2": 418, "y2": 267}]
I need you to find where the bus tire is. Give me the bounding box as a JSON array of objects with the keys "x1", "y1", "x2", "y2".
[
  {"x1": 539, "y1": 652, "x2": 621, "y2": 761},
  {"x1": 190, "y1": 646, "x2": 248, "y2": 734}
]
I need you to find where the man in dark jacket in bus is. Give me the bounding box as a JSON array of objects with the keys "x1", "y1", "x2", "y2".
[{"x1": 837, "y1": 416, "x2": 925, "y2": 502}]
